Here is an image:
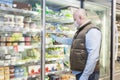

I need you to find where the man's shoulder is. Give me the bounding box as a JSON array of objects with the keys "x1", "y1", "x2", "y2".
[{"x1": 87, "y1": 28, "x2": 101, "y2": 35}]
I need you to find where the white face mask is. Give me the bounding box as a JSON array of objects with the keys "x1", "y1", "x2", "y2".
[{"x1": 74, "y1": 21, "x2": 80, "y2": 28}]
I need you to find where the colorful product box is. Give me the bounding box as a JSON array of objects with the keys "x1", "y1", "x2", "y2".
[
  {"x1": 0, "y1": 67, "x2": 4, "y2": 80},
  {"x1": 28, "y1": 65, "x2": 40, "y2": 76},
  {"x1": 9, "y1": 66, "x2": 14, "y2": 79},
  {"x1": 4, "y1": 66, "x2": 10, "y2": 80}
]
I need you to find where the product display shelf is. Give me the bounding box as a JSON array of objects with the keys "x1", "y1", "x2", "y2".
[
  {"x1": 0, "y1": 5, "x2": 41, "y2": 80},
  {"x1": 45, "y1": 70, "x2": 69, "y2": 75},
  {"x1": 17, "y1": 45, "x2": 41, "y2": 49},
  {"x1": 10, "y1": 77, "x2": 27, "y2": 80},
  {"x1": 46, "y1": 58, "x2": 63, "y2": 61},
  {"x1": 0, "y1": 6, "x2": 39, "y2": 16},
  {"x1": 3, "y1": 59, "x2": 40, "y2": 66},
  {"x1": 3, "y1": 62, "x2": 41, "y2": 80},
  {"x1": 0, "y1": 45, "x2": 40, "y2": 48},
  {"x1": 46, "y1": 14, "x2": 74, "y2": 24},
  {"x1": 27, "y1": 74, "x2": 40, "y2": 79},
  {"x1": 46, "y1": 45, "x2": 68, "y2": 48},
  {"x1": 46, "y1": 30, "x2": 75, "y2": 34},
  {"x1": 9, "y1": 74, "x2": 40, "y2": 80},
  {"x1": 0, "y1": 28, "x2": 41, "y2": 33},
  {"x1": 46, "y1": 19, "x2": 74, "y2": 24},
  {"x1": 45, "y1": 45, "x2": 70, "y2": 77},
  {"x1": 45, "y1": 1, "x2": 76, "y2": 79},
  {"x1": 45, "y1": 13, "x2": 74, "y2": 80}
]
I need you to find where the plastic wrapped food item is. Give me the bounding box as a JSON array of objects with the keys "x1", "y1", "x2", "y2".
[
  {"x1": 14, "y1": 16, "x2": 24, "y2": 23},
  {"x1": 0, "y1": 21, "x2": 4, "y2": 29},
  {"x1": 46, "y1": 37, "x2": 53, "y2": 45},
  {"x1": 48, "y1": 73, "x2": 75, "y2": 80},
  {"x1": 46, "y1": 23, "x2": 56, "y2": 31},
  {"x1": 15, "y1": 23, "x2": 24, "y2": 28},
  {"x1": 28, "y1": 65, "x2": 40, "y2": 76},
  {"x1": 4, "y1": 15, "x2": 14, "y2": 22},
  {"x1": 60, "y1": 74, "x2": 75, "y2": 80},
  {"x1": 29, "y1": 22, "x2": 37, "y2": 29},
  {"x1": 60, "y1": 9, "x2": 73, "y2": 18},
  {"x1": 24, "y1": 16, "x2": 31, "y2": 22}
]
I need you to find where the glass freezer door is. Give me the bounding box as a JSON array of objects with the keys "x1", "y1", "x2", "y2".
[
  {"x1": 45, "y1": 0, "x2": 112, "y2": 80},
  {"x1": 84, "y1": 1, "x2": 111, "y2": 80},
  {"x1": 115, "y1": 7, "x2": 120, "y2": 80},
  {"x1": 45, "y1": 0, "x2": 79, "y2": 80},
  {"x1": 0, "y1": 0, "x2": 41, "y2": 80}
]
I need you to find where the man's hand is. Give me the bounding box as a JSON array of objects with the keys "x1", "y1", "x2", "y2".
[{"x1": 50, "y1": 34, "x2": 57, "y2": 41}]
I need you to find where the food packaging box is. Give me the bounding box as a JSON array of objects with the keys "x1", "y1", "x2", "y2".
[{"x1": 0, "y1": 67, "x2": 4, "y2": 80}]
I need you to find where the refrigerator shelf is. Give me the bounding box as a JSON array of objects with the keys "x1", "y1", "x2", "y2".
[
  {"x1": 46, "y1": 15, "x2": 73, "y2": 24},
  {"x1": 46, "y1": 30, "x2": 75, "y2": 34},
  {"x1": 0, "y1": 1, "x2": 42, "y2": 80},
  {"x1": 10, "y1": 77, "x2": 27, "y2": 80},
  {"x1": 45, "y1": 69, "x2": 70, "y2": 75},
  {"x1": 45, "y1": 70, "x2": 64, "y2": 75},
  {"x1": 0, "y1": 45, "x2": 40, "y2": 49},
  {"x1": 46, "y1": 58, "x2": 63, "y2": 61},
  {"x1": 0, "y1": 28, "x2": 41, "y2": 33},
  {"x1": 9, "y1": 74, "x2": 40, "y2": 80},
  {"x1": 28, "y1": 74, "x2": 40, "y2": 78},
  {"x1": 3, "y1": 59, "x2": 40, "y2": 67},
  {"x1": 46, "y1": 45, "x2": 68, "y2": 48},
  {"x1": 0, "y1": 6, "x2": 39, "y2": 16}
]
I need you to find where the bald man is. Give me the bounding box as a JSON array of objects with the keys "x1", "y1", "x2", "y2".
[{"x1": 51, "y1": 9, "x2": 101, "y2": 80}]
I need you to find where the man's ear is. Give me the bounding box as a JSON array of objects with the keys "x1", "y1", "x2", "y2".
[
  {"x1": 79, "y1": 15, "x2": 82, "y2": 20},
  {"x1": 80, "y1": 15, "x2": 85, "y2": 19}
]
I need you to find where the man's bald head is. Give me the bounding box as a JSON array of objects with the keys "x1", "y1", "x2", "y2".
[
  {"x1": 73, "y1": 9, "x2": 89, "y2": 25},
  {"x1": 73, "y1": 9, "x2": 87, "y2": 20}
]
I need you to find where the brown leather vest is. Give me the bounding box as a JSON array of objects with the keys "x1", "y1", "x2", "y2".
[{"x1": 70, "y1": 22, "x2": 100, "y2": 72}]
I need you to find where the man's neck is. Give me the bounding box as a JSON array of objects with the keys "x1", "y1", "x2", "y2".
[{"x1": 77, "y1": 19, "x2": 91, "y2": 30}]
